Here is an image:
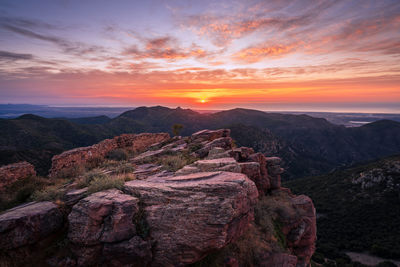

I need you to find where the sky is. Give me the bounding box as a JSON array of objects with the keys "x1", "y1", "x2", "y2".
[{"x1": 0, "y1": 0, "x2": 399, "y2": 113}]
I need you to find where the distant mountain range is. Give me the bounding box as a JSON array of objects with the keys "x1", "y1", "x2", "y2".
[{"x1": 1, "y1": 106, "x2": 400, "y2": 179}]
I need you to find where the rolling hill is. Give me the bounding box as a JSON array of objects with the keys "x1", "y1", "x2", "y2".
[{"x1": 1, "y1": 106, "x2": 400, "y2": 179}]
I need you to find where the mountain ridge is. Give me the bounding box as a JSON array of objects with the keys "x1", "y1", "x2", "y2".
[{"x1": 1, "y1": 106, "x2": 400, "y2": 179}]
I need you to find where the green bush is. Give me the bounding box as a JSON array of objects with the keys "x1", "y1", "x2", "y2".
[
  {"x1": 87, "y1": 176, "x2": 124, "y2": 194},
  {"x1": 106, "y1": 149, "x2": 128, "y2": 161}
]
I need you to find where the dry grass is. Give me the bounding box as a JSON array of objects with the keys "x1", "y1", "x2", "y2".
[
  {"x1": 76, "y1": 169, "x2": 107, "y2": 188},
  {"x1": 157, "y1": 154, "x2": 197, "y2": 172},
  {"x1": 87, "y1": 176, "x2": 125, "y2": 194},
  {"x1": 31, "y1": 185, "x2": 65, "y2": 202}
]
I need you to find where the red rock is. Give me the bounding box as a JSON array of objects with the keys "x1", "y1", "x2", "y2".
[
  {"x1": 248, "y1": 153, "x2": 271, "y2": 192},
  {"x1": 0, "y1": 161, "x2": 36, "y2": 189},
  {"x1": 124, "y1": 171, "x2": 258, "y2": 266},
  {"x1": 0, "y1": 202, "x2": 63, "y2": 250},
  {"x1": 49, "y1": 132, "x2": 169, "y2": 177},
  {"x1": 265, "y1": 157, "x2": 283, "y2": 189},
  {"x1": 103, "y1": 236, "x2": 152, "y2": 266},
  {"x1": 195, "y1": 137, "x2": 233, "y2": 158},
  {"x1": 191, "y1": 129, "x2": 230, "y2": 142},
  {"x1": 281, "y1": 194, "x2": 317, "y2": 267},
  {"x1": 68, "y1": 189, "x2": 139, "y2": 245},
  {"x1": 230, "y1": 147, "x2": 255, "y2": 162}
]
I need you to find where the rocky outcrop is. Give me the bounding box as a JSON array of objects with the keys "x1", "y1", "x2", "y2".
[
  {"x1": 0, "y1": 161, "x2": 36, "y2": 189},
  {"x1": 68, "y1": 189, "x2": 152, "y2": 266},
  {"x1": 49, "y1": 133, "x2": 169, "y2": 177},
  {"x1": 280, "y1": 194, "x2": 317, "y2": 267},
  {"x1": 0, "y1": 202, "x2": 63, "y2": 250},
  {"x1": 0, "y1": 129, "x2": 316, "y2": 267},
  {"x1": 124, "y1": 171, "x2": 258, "y2": 266}
]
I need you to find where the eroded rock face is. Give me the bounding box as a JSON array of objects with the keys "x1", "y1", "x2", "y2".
[
  {"x1": 190, "y1": 129, "x2": 230, "y2": 142},
  {"x1": 0, "y1": 202, "x2": 63, "y2": 250},
  {"x1": 176, "y1": 157, "x2": 241, "y2": 175},
  {"x1": 124, "y1": 171, "x2": 259, "y2": 266},
  {"x1": 278, "y1": 194, "x2": 317, "y2": 267},
  {"x1": 265, "y1": 157, "x2": 284, "y2": 189},
  {"x1": 50, "y1": 133, "x2": 169, "y2": 177},
  {"x1": 68, "y1": 189, "x2": 152, "y2": 266},
  {"x1": 0, "y1": 161, "x2": 36, "y2": 189}
]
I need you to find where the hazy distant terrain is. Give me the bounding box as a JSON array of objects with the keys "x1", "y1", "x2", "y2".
[
  {"x1": 1, "y1": 106, "x2": 400, "y2": 180},
  {"x1": 0, "y1": 104, "x2": 133, "y2": 119},
  {"x1": 1, "y1": 104, "x2": 399, "y2": 127}
]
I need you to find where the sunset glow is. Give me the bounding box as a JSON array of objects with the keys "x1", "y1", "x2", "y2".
[{"x1": 0, "y1": 0, "x2": 399, "y2": 112}]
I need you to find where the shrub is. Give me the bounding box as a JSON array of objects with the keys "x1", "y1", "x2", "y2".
[
  {"x1": 87, "y1": 176, "x2": 124, "y2": 194},
  {"x1": 106, "y1": 149, "x2": 128, "y2": 161},
  {"x1": 31, "y1": 185, "x2": 64, "y2": 201},
  {"x1": 172, "y1": 123, "x2": 184, "y2": 136},
  {"x1": 85, "y1": 156, "x2": 104, "y2": 169},
  {"x1": 188, "y1": 143, "x2": 203, "y2": 152},
  {"x1": 57, "y1": 165, "x2": 85, "y2": 179},
  {"x1": 0, "y1": 176, "x2": 58, "y2": 211},
  {"x1": 76, "y1": 169, "x2": 107, "y2": 188},
  {"x1": 157, "y1": 154, "x2": 196, "y2": 172},
  {"x1": 113, "y1": 162, "x2": 135, "y2": 174}
]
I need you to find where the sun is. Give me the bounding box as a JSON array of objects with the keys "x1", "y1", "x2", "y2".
[{"x1": 200, "y1": 99, "x2": 206, "y2": 103}]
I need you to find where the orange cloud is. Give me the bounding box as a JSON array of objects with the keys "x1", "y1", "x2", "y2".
[{"x1": 232, "y1": 43, "x2": 299, "y2": 63}]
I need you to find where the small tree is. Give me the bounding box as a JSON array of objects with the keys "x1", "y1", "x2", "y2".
[{"x1": 172, "y1": 124, "x2": 183, "y2": 136}]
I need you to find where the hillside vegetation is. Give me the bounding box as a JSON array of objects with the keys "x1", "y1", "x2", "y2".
[
  {"x1": 285, "y1": 156, "x2": 400, "y2": 263},
  {"x1": 1, "y1": 106, "x2": 400, "y2": 179}
]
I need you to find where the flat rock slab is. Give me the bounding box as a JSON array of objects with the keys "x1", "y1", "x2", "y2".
[
  {"x1": 0, "y1": 201, "x2": 63, "y2": 250},
  {"x1": 124, "y1": 171, "x2": 258, "y2": 266}
]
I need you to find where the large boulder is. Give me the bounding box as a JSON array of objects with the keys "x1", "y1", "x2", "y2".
[
  {"x1": 0, "y1": 202, "x2": 63, "y2": 250},
  {"x1": 68, "y1": 189, "x2": 152, "y2": 266},
  {"x1": 124, "y1": 171, "x2": 258, "y2": 266},
  {"x1": 0, "y1": 161, "x2": 36, "y2": 190}
]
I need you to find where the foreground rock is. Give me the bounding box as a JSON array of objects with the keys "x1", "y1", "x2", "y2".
[
  {"x1": 124, "y1": 171, "x2": 258, "y2": 266},
  {"x1": 0, "y1": 161, "x2": 36, "y2": 189},
  {"x1": 0, "y1": 202, "x2": 63, "y2": 250},
  {"x1": 68, "y1": 189, "x2": 152, "y2": 266},
  {"x1": 0, "y1": 128, "x2": 317, "y2": 266}
]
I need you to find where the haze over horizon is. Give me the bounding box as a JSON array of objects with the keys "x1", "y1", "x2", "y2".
[{"x1": 0, "y1": 0, "x2": 399, "y2": 113}]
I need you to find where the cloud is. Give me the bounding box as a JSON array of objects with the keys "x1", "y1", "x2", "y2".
[
  {"x1": 0, "y1": 16, "x2": 105, "y2": 56},
  {"x1": 0, "y1": 50, "x2": 33, "y2": 61},
  {"x1": 232, "y1": 42, "x2": 299, "y2": 62},
  {"x1": 123, "y1": 35, "x2": 209, "y2": 60},
  {"x1": 177, "y1": 0, "x2": 340, "y2": 46}
]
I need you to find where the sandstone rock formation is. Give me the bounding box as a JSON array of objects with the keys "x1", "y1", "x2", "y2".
[
  {"x1": 49, "y1": 133, "x2": 169, "y2": 177},
  {"x1": 0, "y1": 161, "x2": 36, "y2": 189},
  {"x1": 0, "y1": 201, "x2": 63, "y2": 250},
  {"x1": 124, "y1": 171, "x2": 258, "y2": 266},
  {"x1": 0, "y1": 129, "x2": 316, "y2": 267}
]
